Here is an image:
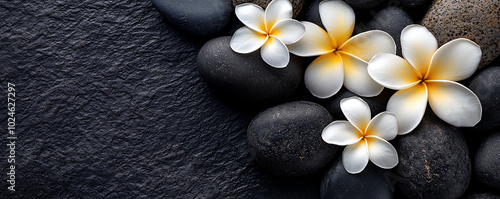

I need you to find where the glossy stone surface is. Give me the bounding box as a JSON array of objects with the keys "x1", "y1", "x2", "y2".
[
  {"x1": 197, "y1": 36, "x2": 303, "y2": 104},
  {"x1": 396, "y1": 111, "x2": 471, "y2": 199},
  {"x1": 469, "y1": 66, "x2": 500, "y2": 131},
  {"x1": 474, "y1": 132, "x2": 500, "y2": 190},
  {"x1": 320, "y1": 157, "x2": 394, "y2": 199},
  {"x1": 152, "y1": 0, "x2": 233, "y2": 37},
  {"x1": 247, "y1": 101, "x2": 337, "y2": 176},
  {"x1": 421, "y1": 0, "x2": 500, "y2": 68}
]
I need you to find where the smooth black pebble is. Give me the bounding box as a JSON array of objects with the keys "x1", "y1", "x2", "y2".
[
  {"x1": 247, "y1": 101, "x2": 337, "y2": 176},
  {"x1": 474, "y1": 132, "x2": 500, "y2": 190},
  {"x1": 469, "y1": 66, "x2": 500, "y2": 131}
]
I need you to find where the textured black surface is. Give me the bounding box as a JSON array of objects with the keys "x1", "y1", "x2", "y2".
[
  {"x1": 469, "y1": 66, "x2": 500, "y2": 132},
  {"x1": 247, "y1": 101, "x2": 337, "y2": 176},
  {"x1": 0, "y1": 1, "x2": 318, "y2": 198},
  {"x1": 396, "y1": 111, "x2": 471, "y2": 199}
]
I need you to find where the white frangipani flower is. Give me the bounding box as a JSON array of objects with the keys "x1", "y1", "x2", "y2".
[
  {"x1": 288, "y1": 0, "x2": 396, "y2": 98},
  {"x1": 367, "y1": 24, "x2": 482, "y2": 135},
  {"x1": 322, "y1": 97, "x2": 399, "y2": 174},
  {"x1": 230, "y1": 0, "x2": 306, "y2": 68}
]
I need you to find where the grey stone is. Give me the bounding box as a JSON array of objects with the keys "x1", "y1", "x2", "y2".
[
  {"x1": 474, "y1": 132, "x2": 500, "y2": 190},
  {"x1": 152, "y1": 0, "x2": 233, "y2": 37},
  {"x1": 320, "y1": 157, "x2": 394, "y2": 199},
  {"x1": 396, "y1": 111, "x2": 471, "y2": 199},
  {"x1": 197, "y1": 36, "x2": 303, "y2": 104},
  {"x1": 247, "y1": 101, "x2": 338, "y2": 176},
  {"x1": 469, "y1": 66, "x2": 500, "y2": 131}
]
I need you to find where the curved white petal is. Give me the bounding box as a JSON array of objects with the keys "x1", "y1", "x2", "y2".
[
  {"x1": 322, "y1": 121, "x2": 363, "y2": 146},
  {"x1": 340, "y1": 96, "x2": 371, "y2": 131},
  {"x1": 230, "y1": 27, "x2": 269, "y2": 54},
  {"x1": 341, "y1": 53, "x2": 384, "y2": 97},
  {"x1": 426, "y1": 80, "x2": 482, "y2": 127},
  {"x1": 387, "y1": 83, "x2": 428, "y2": 135},
  {"x1": 265, "y1": 0, "x2": 293, "y2": 32},
  {"x1": 270, "y1": 19, "x2": 305, "y2": 45},
  {"x1": 367, "y1": 53, "x2": 421, "y2": 90},
  {"x1": 288, "y1": 21, "x2": 335, "y2": 57},
  {"x1": 365, "y1": 112, "x2": 398, "y2": 141},
  {"x1": 235, "y1": 3, "x2": 267, "y2": 34},
  {"x1": 343, "y1": 139, "x2": 369, "y2": 174},
  {"x1": 401, "y1": 24, "x2": 438, "y2": 77},
  {"x1": 339, "y1": 30, "x2": 396, "y2": 62},
  {"x1": 319, "y1": 0, "x2": 355, "y2": 46},
  {"x1": 260, "y1": 35, "x2": 290, "y2": 68},
  {"x1": 366, "y1": 136, "x2": 398, "y2": 169},
  {"x1": 304, "y1": 52, "x2": 344, "y2": 98},
  {"x1": 426, "y1": 38, "x2": 482, "y2": 81}
]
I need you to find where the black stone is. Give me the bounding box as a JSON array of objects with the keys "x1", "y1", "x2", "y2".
[
  {"x1": 396, "y1": 111, "x2": 471, "y2": 199},
  {"x1": 463, "y1": 193, "x2": 500, "y2": 199},
  {"x1": 399, "y1": 0, "x2": 432, "y2": 8},
  {"x1": 151, "y1": 0, "x2": 233, "y2": 37},
  {"x1": 320, "y1": 157, "x2": 394, "y2": 199},
  {"x1": 299, "y1": 0, "x2": 323, "y2": 29},
  {"x1": 343, "y1": 0, "x2": 387, "y2": 10},
  {"x1": 355, "y1": 7, "x2": 413, "y2": 56},
  {"x1": 326, "y1": 89, "x2": 393, "y2": 120},
  {"x1": 474, "y1": 132, "x2": 500, "y2": 190},
  {"x1": 468, "y1": 66, "x2": 500, "y2": 131},
  {"x1": 247, "y1": 101, "x2": 337, "y2": 176},
  {"x1": 197, "y1": 36, "x2": 303, "y2": 104}
]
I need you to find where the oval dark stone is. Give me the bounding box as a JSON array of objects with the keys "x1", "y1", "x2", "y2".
[
  {"x1": 247, "y1": 101, "x2": 337, "y2": 176},
  {"x1": 474, "y1": 132, "x2": 500, "y2": 190},
  {"x1": 469, "y1": 66, "x2": 500, "y2": 131}
]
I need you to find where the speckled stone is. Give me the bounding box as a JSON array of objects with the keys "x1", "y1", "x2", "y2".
[
  {"x1": 421, "y1": 0, "x2": 500, "y2": 69},
  {"x1": 232, "y1": 0, "x2": 304, "y2": 18},
  {"x1": 396, "y1": 110, "x2": 471, "y2": 199}
]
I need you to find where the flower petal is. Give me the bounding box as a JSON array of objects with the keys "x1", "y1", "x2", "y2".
[
  {"x1": 322, "y1": 121, "x2": 363, "y2": 146},
  {"x1": 426, "y1": 80, "x2": 482, "y2": 127},
  {"x1": 340, "y1": 96, "x2": 371, "y2": 131},
  {"x1": 341, "y1": 53, "x2": 384, "y2": 97},
  {"x1": 235, "y1": 3, "x2": 267, "y2": 33},
  {"x1": 304, "y1": 52, "x2": 344, "y2": 98},
  {"x1": 270, "y1": 19, "x2": 305, "y2": 45},
  {"x1": 260, "y1": 35, "x2": 289, "y2": 68},
  {"x1": 367, "y1": 53, "x2": 421, "y2": 90},
  {"x1": 319, "y1": 0, "x2": 355, "y2": 46},
  {"x1": 339, "y1": 30, "x2": 396, "y2": 62},
  {"x1": 366, "y1": 136, "x2": 398, "y2": 169},
  {"x1": 265, "y1": 0, "x2": 293, "y2": 32},
  {"x1": 401, "y1": 24, "x2": 438, "y2": 77},
  {"x1": 426, "y1": 38, "x2": 482, "y2": 81},
  {"x1": 288, "y1": 21, "x2": 335, "y2": 57},
  {"x1": 230, "y1": 27, "x2": 269, "y2": 54},
  {"x1": 387, "y1": 83, "x2": 428, "y2": 135},
  {"x1": 343, "y1": 139, "x2": 369, "y2": 174},
  {"x1": 365, "y1": 112, "x2": 398, "y2": 141}
]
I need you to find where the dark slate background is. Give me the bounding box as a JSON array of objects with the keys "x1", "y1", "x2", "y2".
[{"x1": 0, "y1": 0, "x2": 322, "y2": 198}]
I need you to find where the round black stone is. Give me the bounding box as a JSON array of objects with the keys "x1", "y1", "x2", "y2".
[
  {"x1": 320, "y1": 157, "x2": 394, "y2": 199},
  {"x1": 197, "y1": 36, "x2": 303, "y2": 104},
  {"x1": 151, "y1": 0, "x2": 233, "y2": 37},
  {"x1": 463, "y1": 193, "x2": 500, "y2": 199},
  {"x1": 399, "y1": 0, "x2": 432, "y2": 8},
  {"x1": 468, "y1": 66, "x2": 500, "y2": 131},
  {"x1": 474, "y1": 132, "x2": 500, "y2": 190},
  {"x1": 247, "y1": 101, "x2": 337, "y2": 176},
  {"x1": 396, "y1": 110, "x2": 471, "y2": 199}
]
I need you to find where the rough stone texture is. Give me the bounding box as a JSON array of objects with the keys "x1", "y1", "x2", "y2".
[
  {"x1": 151, "y1": 0, "x2": 233, "y2": 37},
  {"x1": 463, "y1": 193, "x2": 500, "y2": 199},
  {"x1": 396, "y1": 111, "x2": 471, "y2": 199},
  {"x1": 469, "y1": 66, "x2": 500, "y2": 131},
  {"x1": 421, "y1": 0, "x2": 500, "y2": 69},
  {"x1": 474, "y1": 132, "x2": 500, "y2": 190},
  {"x1": 197, "y1": 36, "x2": 303, "y2": 104},
  {"x1": 247, "y1": 101, "x2": 337, "y2": 176},
  {"x1": 232, "y1": 0, "x2": 304, "y2": 18},
  {"x1": 320, "y1": 157, "x2": 394, "y2": 199},
  {"x1": 0, "y1": 1, "x2": 318, "y2": 198}
]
